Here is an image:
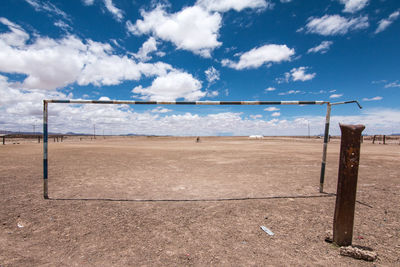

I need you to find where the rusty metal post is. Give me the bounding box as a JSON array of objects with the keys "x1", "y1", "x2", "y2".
[
  {"x1": 333, "y1": 124, "x2": 365, "y2": 247},
  {"x1": 319, "y1": 103, "x2": 331, "y2": 193}
]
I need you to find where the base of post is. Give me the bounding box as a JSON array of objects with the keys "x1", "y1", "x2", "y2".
[
  {"x1": 319, "y1": 183, "x2": 324, "y2": 193},
  {"x1": 44, "y1": 180, "x2": 48, "y2": 199}
]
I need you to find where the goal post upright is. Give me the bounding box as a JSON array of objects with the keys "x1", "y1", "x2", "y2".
[
  {"x1": 42, "y1": 99, "x2": 361, "y2": 199},
  {"x1": 319, "y1": 103, "x2": 331, "y2": 193},
  {"x1": 43, "y1": 100, "x2": 48, "y2": 199}
]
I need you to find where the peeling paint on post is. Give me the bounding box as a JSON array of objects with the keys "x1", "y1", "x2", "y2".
[
  {"x1": 333, "y1": 124, "x2": 365, "y2": 247},
  {"x1": 43, "y1": 100, "x2": 48, "y2": 199},
  {"x1": 319, "y1": 103, "x2": 331, "y2": 193}
]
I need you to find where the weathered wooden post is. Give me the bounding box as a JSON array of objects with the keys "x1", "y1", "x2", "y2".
[
  {"x1": 372, "y1": 135, "x2": 376, "y2": 144},
  {"x1": 38, "y1": 136, "x2": 40, "y2": 143},
  {"x1": 333, "y1": 124, "x2": 365, "y2": 246},
  {"x1": 383, "y1": 135, "x2": 386, "y2": 145},
  {"x1": 2, "y1": 136, "x2": 5, "y2": 145}
]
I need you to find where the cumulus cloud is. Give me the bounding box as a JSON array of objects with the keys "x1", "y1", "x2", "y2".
[
  {"x1": 277, "y1": 67, "x2": 316, "y2": 83},
  {"x1": 103, "y1": 0, "x2": 124, "y2": 21},
  {"x1": 265, "y1": 87, "x2": 276, "y2": 92},
  {"x1": 290, "y1": 67, "x2": 316, "y2": 81},
  {"x1": 196, "y1": 0, "x2": 272, "y2": 12},
  {"x1": 307, "y1": 41, "x2": 333, "y2": 54},
  {"x1": 264, "y1": 107, "x2": 279, "y2": 111},
  {"x1": 0, "y1": 74, "x2": 398, "y2": 136},
  {"x1": 362, "y1": 96, "x2": 382, "y2": 101},
  {"x1": 339, "y1": 0, "x2": 369, "y2": 13},
  {"x1": 0, "y1": 19, "x2": 181, "y2": 90},
  {"x1": 151, "y1": 106, "x2": 172, "y2": 113},
  {"x1": 0, "y1": 17, "x2": 29, "y2": 47},
  {"x1": 250, "y1": 114, "x2": 263, "y2": 119},
  {"x1": 375, "y1": 10, "x2": 400, "y2": 34},
  {"x1": 221, "y1": 44, "x2": 294, "y2": 70},
  {"x1": 304, "y1": 15, "x2": 369, "y2": 36},
  {"x1": 132, "y1": 71, "x2": 204, "y2": 101},
  {"x1": 205, "y1": 66, "x2": 220, "y2": 83},
  {"x1": 271, "y1": 112, "x2": 281, "y2": 117},
  {"x1": 127, "y1": 5, "x2": 222, "y2": 58},
  {"x1": 133, "y1": 37, "x2": 159, "y2": 61}
]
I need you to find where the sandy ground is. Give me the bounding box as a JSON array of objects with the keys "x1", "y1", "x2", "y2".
[{"x1": 0, "y1": 136, "x2": 399, "y2": 266}]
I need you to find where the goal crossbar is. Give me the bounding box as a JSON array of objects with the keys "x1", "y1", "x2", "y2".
[{"x1": 42, "y1": 99, "x2": 361, "y2": 199}]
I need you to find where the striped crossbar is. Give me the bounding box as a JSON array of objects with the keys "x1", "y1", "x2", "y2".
[{"x1": 45, "y1": 100, "x2": 326, "y2": 105}]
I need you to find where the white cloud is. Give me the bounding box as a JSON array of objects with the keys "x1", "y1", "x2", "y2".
[
  {"x1": 304, "y1": 15, "x2": 369, "y2": 36},
  {"x1": 0, "y1": 76, "x2": 398, "y2": 136},
  {"x1": 278, "y1": 90, "x2": 302, "y2": 95},
  {"x1": 271, "y1": 112, "x2": 281, "y2": 117},
  {"x1": 384, "y1": 81, "x2": 400, "y2": 88},
  {"x1": 0, "y1": 17, "x2": 29, "y2": 47},
  {"x1": 265, "y1": 87, "x2": 276, "y2": 92},
  {"x1": 362, "y1": 96, "x2": 382, "y2": 101},
  {"x1": 290, "y1": 67, "x2": 316, "y2": 81},
  {"x1": 133, "y1": 37, "x2": 159, "y2": 61},
  {"x1": 151, "y1": 106, "x2": 172, "y2": 113},
  {"x1": 280, "y1": 0, "x2": 292, "y2": 3},
  {"x1": 264, "y1": 107, "x2": 279, "y2": 111},
  {"x1": 25, "y1": 0, "x2": 70, "y2": 21},
  {"x1": 0, "y1": 19, "x2": 181, "y2": 90},
  {"x1": 132, "y1": 71, "x2": 205, "y2": 101},
  {"x1": 329, "y1": 94, "x2": 343, "y2": 98},
  {"x1": 82, "y1": 0, "x2": 94, "y2": 5},
  {"x1": 127, "y1": 5, "x2": 222, "y2": 58},
  {"x1": 250, "y1": 114, "x2": 263, "y2": 119},
  {"x1": 221, "y1": 44, "x2": 294, "y2": 70},
  {"x1": 277, "y1": 67, "x2": 316, "y2": 83},
  {"x1": 339, "y1": 0, "x2": 369, "y2": 13},
  {"x1": 205, "y1": 66, "x2": 220, "y2": 83},
  {"x1": 375, "y1": 10, "x2": 400, "y2": 34},
  {"x1": 54, "y1": 20, "x2": 72, "y2": 32},
  {"x1": 196, "y1": 0, "x2": 272, "y2": 12},
  {"x1": 307, "y1": 41, "x2": 333, "y2": 54},
  {"x1": 103, "y1": 0, "x2": 124, "y2": 21}
]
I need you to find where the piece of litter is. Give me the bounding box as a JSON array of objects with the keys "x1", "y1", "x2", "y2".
[
  {"x1": 260, "y1": 226, "x2": 274, "y2": 236},
  {"x1": 17, "y1": 222, "x2": 24, "y2": 228}
]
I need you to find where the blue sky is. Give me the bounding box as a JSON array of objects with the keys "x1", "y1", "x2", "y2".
[{"x1": 0, "y1": 0, "x2": 399, "y2": 135}]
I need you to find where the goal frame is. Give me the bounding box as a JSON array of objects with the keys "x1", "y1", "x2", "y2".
[{"x1": 42, "y1": 99, "x2": 361, "y2": 199}]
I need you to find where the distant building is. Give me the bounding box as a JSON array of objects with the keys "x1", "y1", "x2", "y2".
[{"x1": 249, "y1": 135, "x2": 263, "y2": 139}]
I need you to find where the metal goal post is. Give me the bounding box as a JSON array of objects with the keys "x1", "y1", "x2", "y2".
[{"x1": 42, "y1": 99, "x2": 361, "y2": 199}]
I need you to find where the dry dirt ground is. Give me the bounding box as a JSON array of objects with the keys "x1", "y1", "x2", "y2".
[{"x1": 0, "y1": 136, "x2": 399, "y2": 266}]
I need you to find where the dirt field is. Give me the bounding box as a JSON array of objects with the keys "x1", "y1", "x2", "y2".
[{"x1": 1, "y1": 137, "x2": 399, "y2": 266}]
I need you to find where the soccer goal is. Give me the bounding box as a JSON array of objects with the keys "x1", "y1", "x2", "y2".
[{"x1": 42, "y1": 99, "x2": 361, "y2": 199}]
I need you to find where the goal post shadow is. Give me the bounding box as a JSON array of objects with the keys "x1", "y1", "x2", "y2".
[{"x1": 42, "y1": 99, "x2": 362, "y2": 200}]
